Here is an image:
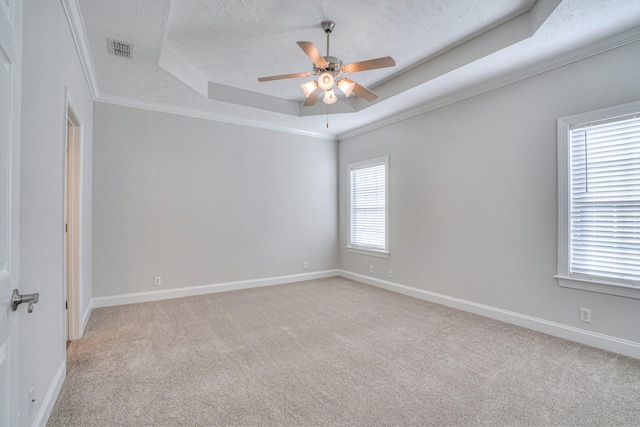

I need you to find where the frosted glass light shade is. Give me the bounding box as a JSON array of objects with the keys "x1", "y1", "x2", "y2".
[
  {"x1": 337, "y1": 79, "x2": 355, "y2": 97},
  {"x1": 323, "y1": 88, "x2": 337, "y2": 104},
  {"x1": 300, "y1": 80, "x2": 318, "y2": 97},
  {"x1": 317, "y1": 71, "x2": 335, "y2": 91}
]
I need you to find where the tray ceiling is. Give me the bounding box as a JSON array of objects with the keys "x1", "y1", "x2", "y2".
[{"x1": 76, "y1": 0, "x2": 640, "y2": 139}]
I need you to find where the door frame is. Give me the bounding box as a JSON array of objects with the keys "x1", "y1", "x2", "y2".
[{"x1": 63, "y1": 87, "x2": 83, "y2": 341}]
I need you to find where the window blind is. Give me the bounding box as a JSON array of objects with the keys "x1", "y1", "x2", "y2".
[
  {"x1": 569, "y1": 114, "x2": 640, "y2": 284},
  {"x1": 350, "y1": 162, "x2": 386, "y2": 251}
]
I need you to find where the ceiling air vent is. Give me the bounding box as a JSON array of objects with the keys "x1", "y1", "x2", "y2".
[{"x1": 107, "y1": 38, "x2": 133, "y2": 59}]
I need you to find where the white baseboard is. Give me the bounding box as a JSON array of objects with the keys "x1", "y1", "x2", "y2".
[
  {"x1": 91, "y1": 270, "x2": 340, "y2": 308},
  {"x1": 34, "y1": 360, "x2": 65, "y2": 427},
  {"x1": 338, "y1": 270, "x2": 640, "y2": 359},
  {"x1": 87, "y1": 268, "x2": 639, "y2": 359}
]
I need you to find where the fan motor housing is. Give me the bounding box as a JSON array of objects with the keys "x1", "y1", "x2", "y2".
[{"x1": 314, "y1": 56, "x2": 342, "y2": 75}]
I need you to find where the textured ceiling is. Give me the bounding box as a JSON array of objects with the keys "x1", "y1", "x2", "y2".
[
  {"x1": 77, "y1": 0, "x2": 640, "y2": 139},
  {"x1": 163, "y1": 0, "x2": 532, "y2": 100}
]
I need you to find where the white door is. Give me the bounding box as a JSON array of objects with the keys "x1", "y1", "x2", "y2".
[{"x1": 0, "y1": 0, "x2": 22, "y2": 424}]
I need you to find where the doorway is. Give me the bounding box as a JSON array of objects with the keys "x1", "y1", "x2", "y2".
[{"x1": 64, "y1": 93, "x2": 82, "y2": 343}]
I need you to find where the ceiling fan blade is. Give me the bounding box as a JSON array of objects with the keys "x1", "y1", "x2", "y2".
[
  {"x1": 258, "y1": 72, "x2": 312, "y2": 82},
  {"x1": 343, "y1": 78, "x2": 378, "y2": 102},
  {"x1": 303, "y1": 87, "x2": 322, "y2": 106},
  {"x1": 341, "y1": 56, "x2": 396, "y2": 74},
  {"x1": 297, "y1": 41, "x2": 328, "y2": 68}
]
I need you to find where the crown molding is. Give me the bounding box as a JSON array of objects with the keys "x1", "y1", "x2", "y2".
[
  {"x1": 338, "y1": 26, "x2": 640, "y2": 141},
  {"x1": 95, "y1": 94, "x2": 338, "y2": 141},
  {"x1": 60, "y1": 0, "x2": 99, "y2": 100},
  {"x1": 61, "y1": 0, "x2": 639, "y2": 143},
  {"x1": 60, "y1": 0, "x2": 334, "y2": 140}
]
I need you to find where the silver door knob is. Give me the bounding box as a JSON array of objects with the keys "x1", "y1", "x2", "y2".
[{"x1": 11, "y1": 289, "x2": 40, "y2": 313}]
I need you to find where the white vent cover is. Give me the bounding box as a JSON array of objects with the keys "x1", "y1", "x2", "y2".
[{"x1": 107, "y1": 38, "x2": 133, "y2": 58}]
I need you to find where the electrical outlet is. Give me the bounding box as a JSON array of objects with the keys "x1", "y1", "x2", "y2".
[
  {"x1": 154, "y1": 276, "x2": 161, "y2": 287},
  {"x1": 29, "y1": 387, "x2": 35, "y2": 417},
  {"x1": 388, "y1": 269, "x2": 393, "y2": 278},
  {"x1": 369, "y1": 265, "x2": 374, "y2": 274},
  {"x1": 580, "y1": 308, "x2": 591, "y2": 323},
  {"x1": 303, "y1": 261, "x2": 308, "y2": 270}
]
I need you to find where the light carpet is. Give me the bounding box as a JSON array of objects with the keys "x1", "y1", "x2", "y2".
[{"x1": 48, "y1": 277, "x2": 640, "y2": 426}]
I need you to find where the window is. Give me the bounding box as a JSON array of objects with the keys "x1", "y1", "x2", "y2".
[
  {"x1": 347, "y1": 156, "x2": 389, "y2": 257},
  {"x1": 557, "y1": 101, "x2": 640, "y2": 299}
]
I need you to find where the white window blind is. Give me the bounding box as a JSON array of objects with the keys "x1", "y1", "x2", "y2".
[
  {"x1": 569, "y1": 113, "x2": 640, "y2": 285},
  {"x1": 349, "y1": 157, "x2": 388, "y2": 253}
]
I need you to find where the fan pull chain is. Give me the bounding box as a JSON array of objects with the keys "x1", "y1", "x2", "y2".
[{"x1": 326, "y1": 106, "x2": 329, "y2": 128}]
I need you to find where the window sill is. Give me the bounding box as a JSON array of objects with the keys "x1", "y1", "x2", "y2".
[
  {"x1": 346, "y1": 246, "x2": 390, "y2": 258},
  {"x1": 555, "y1": 275, "x2": 640, "y2": 300}
]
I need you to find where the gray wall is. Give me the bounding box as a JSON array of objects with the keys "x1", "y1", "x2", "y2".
[
  {"x1": 20, "y1": 0, "x2": 93, "y2": 422},
  {"x1": 92, "y1": 103, "x2": 338, "y2": 297},
  {"x1": 339, "y1": 40, "x2": 640, "y2": 343}
]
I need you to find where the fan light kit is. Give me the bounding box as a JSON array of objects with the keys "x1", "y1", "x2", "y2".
[{"x1": 258, "y1": 21, "x2": 396, "y2": 106}]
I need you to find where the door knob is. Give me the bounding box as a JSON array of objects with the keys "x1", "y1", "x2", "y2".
[{"x1": 11, "y1": 289, "x2": 40, "y2": 313}]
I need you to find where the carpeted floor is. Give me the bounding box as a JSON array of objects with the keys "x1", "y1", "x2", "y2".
[{"x1": 48, "y1": 277, "x2": 640, "y2": 426}]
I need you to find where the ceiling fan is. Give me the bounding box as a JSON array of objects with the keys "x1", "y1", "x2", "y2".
[{"x1": 258, "y1": 21, "x2": 396, "y2": 106}]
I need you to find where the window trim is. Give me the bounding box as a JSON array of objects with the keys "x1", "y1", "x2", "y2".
[
  {"x1": 347, "y1": 156, "x2": 390, "y2": 258},
  {"x1": 556, "y1": 100, "x2": 640, "y2": 299}
]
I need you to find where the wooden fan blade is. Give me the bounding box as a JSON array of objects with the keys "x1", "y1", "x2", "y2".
[
  {"x1": 343, "y1": 78, "x2": 378, "y2": 102},
  {"x1": 303, "y1": 87, "x2": 322, "y2": 106},
  {"x1": 297, "y1": 41, "x2": 328, "y2": 68},
  {"x1": 341, "y1": 56, "x2": 396, "y2": 73},
  {"x1": 258, "y1": 72, "x2": 312, "y2": 82}
]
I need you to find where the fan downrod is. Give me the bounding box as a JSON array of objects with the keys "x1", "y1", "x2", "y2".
[{"x1": 321, "y1": 21, "x2": 336, "y2": 58}]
